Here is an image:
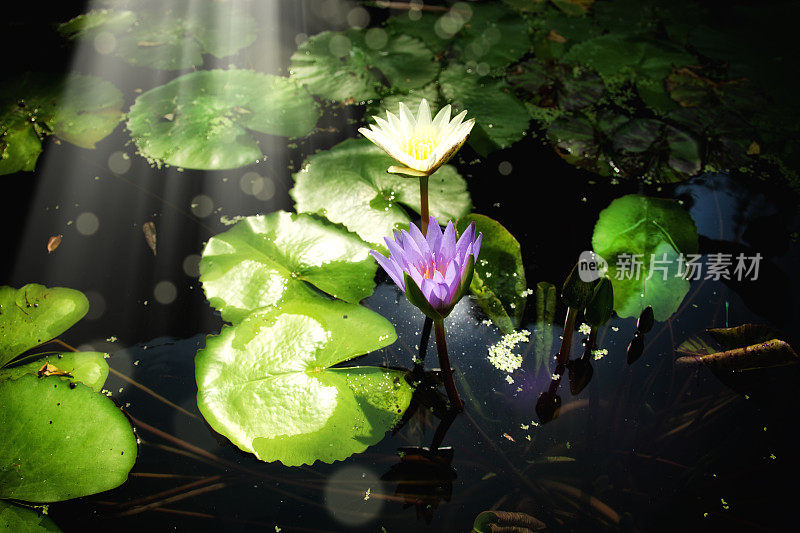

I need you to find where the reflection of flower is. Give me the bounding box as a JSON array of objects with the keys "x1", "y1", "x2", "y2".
[
  {"x1": 381, "y1": 446, "x2": 456, "y2": 524},
  {"x1": 371, "y1": 216, "x2": 482, "y2": 321},
  {"x1": 358, "y1": 99, "x2": 475, "y2": 177}
]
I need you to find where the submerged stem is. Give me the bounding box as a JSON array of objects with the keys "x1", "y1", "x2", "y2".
[
  {"x1": 434, "y1": 319, "x2": 464, "y2": 412},
  {"x1": 419, "y1": 175, "x2": 429, "y2": 235}
]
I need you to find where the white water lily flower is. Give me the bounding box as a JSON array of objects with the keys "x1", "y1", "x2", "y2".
[{"x1": 358, "y1": 99, "x2": 475, "y2": 177}]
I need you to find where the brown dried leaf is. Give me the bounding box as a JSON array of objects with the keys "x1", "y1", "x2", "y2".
[
  {"x1": 47, "y1": 234, "x2": 62, "y2": 253},
  {"x1": 142, "y1": 221, "x2": 157, "y2": 256}
]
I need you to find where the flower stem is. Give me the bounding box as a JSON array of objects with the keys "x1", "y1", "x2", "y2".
[
  {"x1": 419, "y1": 175, "x2": 429, "y2": 236},
  {"x1": 434, "y1": 319, "x2": 464, "y2": 412}
]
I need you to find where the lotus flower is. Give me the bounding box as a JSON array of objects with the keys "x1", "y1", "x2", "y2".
[
  {"x1": 371, "y1": 216, "x2": 482, "y2": 321},
  {"x1": 358, "y1": 99, "x2": 475, "y2": 177}
]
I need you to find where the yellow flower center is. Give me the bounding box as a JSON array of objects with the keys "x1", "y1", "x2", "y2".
[
  {"x1": 421, "y1": 263, "x2": 444, "y2": 280},
  {"x1": 407, "y1": 138, "x2": 435, "y2": 161}
]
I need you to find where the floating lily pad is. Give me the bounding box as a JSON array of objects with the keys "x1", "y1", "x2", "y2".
[
  {"x1": 290, "y1": 30, "x2": 438, "y2": 102},
  {"x1": 562, "y1": 34, "x2": 694, "y2": 87},
  {"x1": 200, "y1": 211, "x2": 376, "y2": 324},
  {"x1": 195, "y1": 299, "x2": 410, "y2": 466},
  {"x1": 551, "y1": 0, "x2": 595, "y2": 17},
  {"x1": 0, "y1": 73, "x2": 124, "y2": 175},
  {"x1": 440, "y1": 63, "x2": 530, "y2": 150},
  {"x1": 610, "y1": 118, "x2": 701, "y2": 179},
  {"x1": 676, "y1": 324, "x2": 798, "y2": 371},
  {"x1": 0, "y1": 374, "x2": 137, "y2": 502},
  {"x1": 457, "y1": 214, "x2": 526, "y2": 334},
  {"x1": 59, "y1": 5, "x2": 257, "y2": 70},
  {"x1": 0, "y1": 501, "x2": 59, "y2": 532},
  {"x1": 290, "y1": 138, "x2": 471, "y2": 250},
  {"x1": 0, "y1": 351, "x2": 109, "y2": 392},
  {"x1": 592, "y1": 194, "x2": 698, "y2": 321},
  {"x1": 365, "y1": 83, "x2": 441, "y2": 122},
  {"x1": 0, "y1": 285, "x2": 89, "y2": 368},
  {"x1": 384, "y1": 12, "x2": 453, "y2": 54},
  {"x1": 127, "y1": 70, "x2": 320, "y2": 170},
  {"x1": 547, "y1": 114, "x2": 597, "y2": 158},
  {"x1": 452, "y1": 3, "x2": 531, "y2": 73}
]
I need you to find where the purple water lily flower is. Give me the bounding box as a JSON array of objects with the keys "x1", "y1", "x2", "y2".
[{"x1": 371, "y1": 216, "x2": 482, "y2": 321}]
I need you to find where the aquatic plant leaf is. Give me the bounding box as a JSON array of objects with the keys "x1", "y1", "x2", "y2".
[
  {"x1": 195, "y1": 300, "x2": 410, "y2": 466},
  {"x1": 676, "y1": 324, "x2": 798, "y2": 371},
  {"x1": 0, "y1": 73, "x2": 124, "y2": 174},
  {"x1": 547, "y1": 114, "x2": 596, "y2": 158},
  {"x1": 59, "y1": 5, "x2": 257, "y2": 70},
  {"x1": 384, "y1": 12, "x2": 453, "y2": 54},
  {"x1": 532, "y1": 282, "x2": 557, "y2": 375},
  {"x1": 199, "y1": 211, "x2": 376, "y2": 324},
  {"x1": 127, "y1": 70, "x2": 320, "y2": 170},
  {"x1": 0, "y1": 374, "x2": 137, "y2": 502},
  {"x1": 456, "y1": 215, "x2": 526, "y2": 334},
  {"x1": 291, "y1": 138, "x2": 471, "y2": 250},
  {"x1": 290, "y1": 30, "x2": 438, "y2": 102},
  {"x1": 0, "y1": 501, "x2": 60, "y2": 532},
  {"x1": 0, "y1": 352, "x2": 108, "y2": 392},
  {"x1": 365, "y1": 83, "x2": 441, "y2": 121},
  {"x1": 452, "y1": 3, "x2": 531, "y2": 72},
  {"x1": 562, "y1": 34, "x2": 693, "y2": 86},
  {"x1": 0, "y1": 285, "x2": 89, "y2": 369},
  {"x1": 592, "y1": 195, "x2": 698, "y2": 321},
  {"x1": 440, "y1": 64, "x2": 530, "y2": 150}
]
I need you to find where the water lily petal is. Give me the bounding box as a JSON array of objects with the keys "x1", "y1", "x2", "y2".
[
  {"x1": 408, "y1": 221, "x2": 432, "y2": 258},
  {"x1": 387, "y1": 165, "x2": 429, "y2": 177},
  {"x1": 473, "y1": 232, "x2": 483, "y2": 260},
  {"x1": 416, "y1": 99, "x2": 432, "y2": 132},
  {"x1": 371, "y1": 250, "x2": 405, "y2": 290},
  {"x1": 432, "y1": 104, "x2": 452, "y2": 131},
  {"x1": 440, "y1": 221, "x2": 457, "y2": 263}
]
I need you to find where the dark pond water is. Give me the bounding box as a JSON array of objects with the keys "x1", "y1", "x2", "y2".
[{"x1": 2, "y1": 1, "x2": 800, "y2": 532}]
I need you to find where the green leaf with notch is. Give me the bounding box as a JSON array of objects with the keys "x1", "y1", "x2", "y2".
[
  {"x1": 592, "y1": 194, "x2": 698, "y2": 321},
  {"x1": 0, "y1": 374, "x2": 137, "y2": 502},
  {"x1": 200, "y1": 211, "x2": 377, "y2": 324},
  {"x1": 127, "y1": 69, "x2": 320, "y2": 170},
  {"x1": 195, "y1": 299, "x2": 410, "y2": 466},
  {"x1": 291, "y1": 138, "x2": 471, "y2": 250}
]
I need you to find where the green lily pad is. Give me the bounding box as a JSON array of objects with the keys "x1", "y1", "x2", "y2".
[
  {"x1": 290, "y1": 138, "x2": 471, "y2": 250},
  {"x1": 0, "y1": 501, "x2": 59, "y2": 532},
  {"x1": 384, "y1": 12, "x2": 453, "y2": 54},
  {"x1": 452, "y1": 3, "x2": 531, "y2": 73},
  {"x1": 562, "y1": 34, "x2": 693, "y2": 87},
  {"x1": 0, "y1": 352, "x2": 108, "y2": 392},
  {"x1": 0, "y1": 285, "x2": 89, "y2": 369},
  {"x1": 0, "y1": 73, "x2": 124, "y2": 175},
  {"x1": 365, "y1": 83, "x2": 441, "y2": 122},
  {"x1": 290, "y1": 30, "x2": 438, "y2": 102},
  {"x1": 592, "y1": 194, "x2": 698, "y2": 321},
  {"x1": 59, "y1": 5, "x2": 257, "y2": 70},
  {"x1": 200, "y1": 211, "x2": 377, "y2": 324},
  {"x1": 457, "y1": 214, "x2": 526, "y2": 334},
  {"x1": 0, "y1": 374, "x2": 137, "y2": 502},
  {"x1": 547, "y1": 113, "x2": 597, "y2": 158},
  {"x1": 195, "y1": 299, "x2": 410, "y2": 466},
  {"x1": 440, "y1": 63, "x2": 530, "y2": 150},
  {"x1": 127, "y1": 69, "x2": 320, "y2": 170}
]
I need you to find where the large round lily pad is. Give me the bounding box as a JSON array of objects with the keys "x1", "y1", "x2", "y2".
[
  {"x1": 127, "y1": 69, "x2": 320, "y2": 170},
  {"x1": 196, "y1": 299, "x2": 410, "y2": 466},
  {"x1": 439, "y1": 63, "x2": 530, "y2": 150},
  {"x1": 290, "y1": 138, "x2": 472, "y2": 250},
  {"x1": 59, "y1": 5, "x2": 257, "y2": 70},
  {"x1": 0, "y1": 374, "x2": 137, "y2": 502},
  {"x1": 0, "y1": 285, "x2": 89, "y2": 368},
  {"x1": 0, "y1": 73, "x2": 124, "y2": 175},
  {"x1": 200, "y1": 211, "x2": 376, "y2": 323},
  {"x1": 592, "y1": 194, "x2": 698, "y2": 321},
  {"x1": 290, "y1": 30, "x2": 439, "y2": 102}
]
